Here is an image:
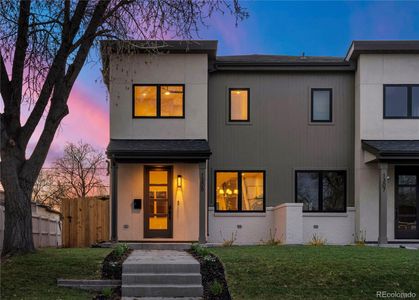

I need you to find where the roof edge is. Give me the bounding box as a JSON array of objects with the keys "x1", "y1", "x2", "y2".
[{"x1": 346, "y1": 40, "x2": 419, "y2": 61}]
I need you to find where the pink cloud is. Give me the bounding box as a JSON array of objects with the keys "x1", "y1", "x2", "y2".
[
  {"x1": 22, "y1": 80, "x2": 109, "y2": 166},
  {"x1": 44, "y1": 83, "x2": 109, "y2": 164},
  {"x1": 206, "y1": 14, "x2": 248, "y2": 54}
]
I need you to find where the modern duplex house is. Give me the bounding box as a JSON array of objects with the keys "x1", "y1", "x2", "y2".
[{"x1": 102, "y1": 40, "x2": 419, "y2": 245}]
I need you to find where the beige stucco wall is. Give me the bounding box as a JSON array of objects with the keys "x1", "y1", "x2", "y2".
[
  {"x1": 355, "y1": 54, "x2": 419, "y2": 241},
  {"x1": 358, "y1": 54, "x2": 419, "y2": 139},
  {"x1": 117, "y1": 163, "x2": 201, "y2": 241},
  {"x1": 109, "y1": 53, "x2": 208, "y2": 140}
]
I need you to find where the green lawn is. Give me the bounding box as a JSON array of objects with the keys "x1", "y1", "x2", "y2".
[
  {"x1": 211, "y1": 245, "x2": 419, "y2": 300},
  {"x1": 1, "y1": 248, "x2": 111, "y2": 300}
]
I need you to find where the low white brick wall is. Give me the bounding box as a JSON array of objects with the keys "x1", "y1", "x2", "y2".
[
  {"x1": 273, "y1": 203, "x2": 303, "y2": 244},
  {"x1": 302, "y1": 207, "x2": 356, "y2": 244},
  {"x1": 207, "y1": 207, "x2": 273, "y2": 245},
  {"x1": 208, "y1": 205, "x2": 356, "y2": 245}
]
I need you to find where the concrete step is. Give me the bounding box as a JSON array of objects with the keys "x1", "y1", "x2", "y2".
[
  {"x1": 122, "y1": 273, "x2": 202, "y2": 285},
  {"x1": 127, "y1": 243, "x2": 192, "y2": 251},
  {"x1": 123, "y1": 262, "x2": 200, "y2": 274},
  {"x1": 121, "y1": 284, "x2": 203, "y2": 298}
]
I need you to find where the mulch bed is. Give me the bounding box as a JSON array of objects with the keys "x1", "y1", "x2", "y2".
[
  {"x1": 92, "y1": 287, "x2": 121, "y2": 300},
  {"x1": 96, "y1": 247, "x2": 132, "y2": 300},
  {"x1": 189, "y1": 250, "x2": 231, "y2": 300},
  {"x1": 102, "y1": 248, "x2": 132, "y2": 280}
]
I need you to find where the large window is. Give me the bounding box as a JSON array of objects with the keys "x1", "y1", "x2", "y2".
[
  {"x1": 311, "y1": 89, "x2": 332, "y2": 123},
  {"x1": 295, "y1": 170, "x2": 346, "y2": 212},
  {"x1": 229, "y1": 88, "x2": 250, "y2": 122},
  {"x1": 133, "y1": 84, "x2": 184, "y2": 118},
  {"x1": 215, "y1": 171, "x2": 265, "y2": 212},
  {"x1": 384, "y1": 85, "x2": 419, "y2": 119}
]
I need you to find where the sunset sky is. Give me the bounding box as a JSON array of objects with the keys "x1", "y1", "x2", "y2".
[{"x1": 2, "y1": 1, "x2": 419, "y2": 166}]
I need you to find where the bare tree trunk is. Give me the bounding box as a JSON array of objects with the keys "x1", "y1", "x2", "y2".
[{"x1": 1, "y1": 154, "x2": 35, "y2": 255}]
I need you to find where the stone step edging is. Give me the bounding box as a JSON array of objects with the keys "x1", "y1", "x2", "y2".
[{"x1": 57, "y1": 279, "x2": 121, "y2": 291}]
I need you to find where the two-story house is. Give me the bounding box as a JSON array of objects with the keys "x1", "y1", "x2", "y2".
[{"x1": 102, "y1": 40, "x2": 419, "y2": 245}]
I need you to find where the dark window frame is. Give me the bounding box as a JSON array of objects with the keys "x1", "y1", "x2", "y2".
[
  {"x1": 295, "y1": 170, "x2": 347, "y2": 213},
  {"x1": 132, "y1": 84, "x2": 185, "y2": 119},
  {"x1": 311, "y1": 88, "x2": 333, "y2": 123},
  {"x1": 228, "y1": 88, "x2": 250, "y2": 122},
  {"x1": 214, "y1": 170, "x2": 266, "y2": 213},
  {"x1": 383, "y1": 84, "x2": 419, "y2": 119}
]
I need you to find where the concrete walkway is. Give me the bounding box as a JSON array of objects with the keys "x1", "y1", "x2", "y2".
[{"x1": 122, "y1": 250, "x2": 203, "y2": 299}]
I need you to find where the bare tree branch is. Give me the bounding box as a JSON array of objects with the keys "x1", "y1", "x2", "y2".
[
  {"x1": 0, "y1": 0, "x2": 248, "y2": 256},
  {"x1": 53, "y1": 141, "x2": 107, "y2": 199},
  {"x1": 0, "y1": 53, "x2": 11, "y2": 104}
]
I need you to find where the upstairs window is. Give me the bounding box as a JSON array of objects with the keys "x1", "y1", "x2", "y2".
[
  {"x1": 229, "y1": 88, "x2": 250, "y2": 122},
  {"x1": 384, "y1": 85, "x2": 419, "y2": 119},
  {"x1": 311, "y1": 89, "x2": 332, "y2": 123},
  {"x1": 133, "y1": 84, "x2": 184, "y2": 118}
]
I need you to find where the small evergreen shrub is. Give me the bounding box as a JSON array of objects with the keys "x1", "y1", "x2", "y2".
[
  {"x1": 191, "y1": 243, "x2": 211, "y2": 257},
  {"x1": 209, "y1": 280, "x2": 223, "y2": 296}
]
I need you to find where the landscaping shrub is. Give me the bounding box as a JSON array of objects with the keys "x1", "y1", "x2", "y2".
[
  {"x1": 354, "y1": 230, "x2": 366, "y2": 246},
  {"x1": 191, "y1": 243, "x2": 211, "y2": 256},
  {"x1": 221, "y1": 231, "x2": 237, "y2": 247},
  {"x1": 309, "y1": 233, "x2": 327, "y2": 246},
  {"x1": 261, "y1": 228, "x2": 282, "y2": 245},
  {"x1": 210, "y1": 280, "x2": 223, "y2": 296}
]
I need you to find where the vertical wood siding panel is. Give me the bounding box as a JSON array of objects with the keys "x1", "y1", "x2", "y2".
[{"x1": 208, "y1": 71, "x2": 354, "y2": 207}]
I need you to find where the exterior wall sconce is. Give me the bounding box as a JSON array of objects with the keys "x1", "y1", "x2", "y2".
[{"x1": 177, "y1": 175, "x2": 183, "y2": 189}]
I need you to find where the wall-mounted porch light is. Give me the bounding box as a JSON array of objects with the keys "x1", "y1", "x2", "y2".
[{"x1": 177, "y1": 175, "x2": 183, "y2": 189}]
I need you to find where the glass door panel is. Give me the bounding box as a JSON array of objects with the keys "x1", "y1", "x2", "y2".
[
  {"x1": 395, "y1": 167, "x2": 419, "y2": 239},
  {"x1": 144, "y1": 167, "x2": 172, "y2": 238}
]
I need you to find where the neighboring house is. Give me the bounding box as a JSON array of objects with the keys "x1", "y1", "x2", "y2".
[
  {"x1": 0, "y1": 200, "x2": 62, "y2": 250},
  {"x1": 102, "y1": 40, "x2": 419, "y2": 245}
]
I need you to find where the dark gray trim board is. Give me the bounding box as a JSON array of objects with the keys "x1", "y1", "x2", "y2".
[
  {"x1": 362, "y1": 140, "x2": 419, "y2": 161},
  {"x1": 199, "y1": 162, "x2": 207, "y2": 243},
  {"x1": 378, "y1": 163, "x2": 388, "y2": 244},
  {"x1": 107, "y1": 139, "x2": 211, "y2": 161},
  {"x1": 214, "y1": 54, "x2": 355, "y2": 71},
  {"x1": 346, "y1": 40, "x2": 419, "y2": 61},
  {"x1": 111, "y1": 160, "x2": 118, "y2": 241}
]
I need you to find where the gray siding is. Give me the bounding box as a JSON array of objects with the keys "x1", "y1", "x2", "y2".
[{"x1": 208, "y1": 71, "x2": 355, "y2": 207}]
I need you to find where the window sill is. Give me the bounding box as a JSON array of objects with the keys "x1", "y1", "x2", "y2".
[
  {"x1": 225, "y1": 121, "x2": 253, "y2": 126},
  {"x1": 213, "y1": 212, "x2": 266, "y2": 217},
  {"x1": 303, "y1": 212, "x2": 348, "y2": 217},
  {"x1": 308, "y1": 121, "x2": 335, "y2": 126}
]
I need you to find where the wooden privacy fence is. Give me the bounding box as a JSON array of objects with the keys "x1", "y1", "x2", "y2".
[{"x1": 62, "y1": 197, "x2": 109, "y2": 248}]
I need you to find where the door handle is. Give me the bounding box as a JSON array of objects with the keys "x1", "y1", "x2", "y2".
[{"x1": 168, "y1": 205, "x2": 172, "y2": 220}]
